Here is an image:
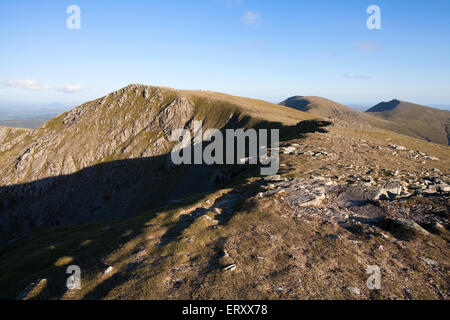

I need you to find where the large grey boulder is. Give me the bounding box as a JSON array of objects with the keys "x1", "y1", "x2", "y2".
[
  {"x1": 393, "y1": 218, "x2": 430, "y2": 236},
  {"x1": 383, "y1": 182, "x2": 403, "y2": 199}
]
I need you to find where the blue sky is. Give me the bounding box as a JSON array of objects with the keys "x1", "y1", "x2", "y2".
[{"x1": 1, "y1": 0, "x2": 449, "y2": 109}]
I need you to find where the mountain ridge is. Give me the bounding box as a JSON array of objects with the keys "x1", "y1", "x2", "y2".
[
  {"x1": 366, "y1": 99, "x2": 450, "y2": 145},
  {"x1": 280, "y1": 95, "x2": 449, "y2": 145},
  {"x1": 0, "y1": 84, "x2": 449, "y2": 300},
  {"x1": 0, "y1": 84, "x2": 316, "y2": 243}
]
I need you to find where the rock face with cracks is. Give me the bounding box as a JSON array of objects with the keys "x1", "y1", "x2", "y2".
[
  {"x1": 0, "y1": 84, "x2": 311, "y2": 244},
  {"x1": 0, "y1": 84, "x2": 449, "y2": 300}
]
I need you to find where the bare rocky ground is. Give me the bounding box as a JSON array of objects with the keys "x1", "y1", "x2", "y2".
[
  {"x1": 5, "y1": 122, "x2": 448, "y2": 300},
  {"x1": 0, "y1": 85, "x2": 448, "y2": 300},
  {"x1": 0, "y1": 85, "x2": 311, "y2": 244}
]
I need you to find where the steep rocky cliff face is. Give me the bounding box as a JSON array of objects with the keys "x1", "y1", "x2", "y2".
[
  {"x1": 0, "y1": 85, "x2": 312, "y2": 244},
  {"x1": 2, "y1": 85, "x2": 195, "y2": 185},
  {"x1": 0, "y1": 86, "x2": 449, "y2": 300}
]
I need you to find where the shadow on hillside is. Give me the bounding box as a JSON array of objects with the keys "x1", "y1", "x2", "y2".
[
  {"x1": 0, "y1": 119, "x2": 330, "y2": 245},
  {"x1": 0, "y1": 119, "x2": 330, "y2": 299},
  {"x1": 366, "y1": 99, "x2": 401, "y2": 113},
  {"x1": 159, "y1": 187, "x2": 240, "y2": 247},
  {"x1": 79, "y1": 178, "x2": 279, "y2": 300},
  {"x1": 279, "y1": 96, "x2": 312, "y2": 112}
]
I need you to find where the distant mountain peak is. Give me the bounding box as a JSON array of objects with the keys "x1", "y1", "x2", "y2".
[
  {"x1": 286, "y1": 95, "x2": 305, "y2": 99},
  {"x1": 367, "y1": 99, "x2": 402, "y2": 112},
  {"x1": 366, "y1": 100, "x2": 450, "y2": 145}
]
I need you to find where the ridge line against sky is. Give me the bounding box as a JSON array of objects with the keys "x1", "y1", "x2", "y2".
[{"x1": 0, "y1": 0, "x2": 449, "y2": 108}]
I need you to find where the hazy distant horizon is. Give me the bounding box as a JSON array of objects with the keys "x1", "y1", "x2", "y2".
[
  {"x1": 1, "y1": 1, "x2": 450, "y2": 110},
  {"x1": 1, "y1": 95, "x2": 449, "y2": 130},
  {"x1": 1, "y1": 95, "x2": 449, "y2": 120}
]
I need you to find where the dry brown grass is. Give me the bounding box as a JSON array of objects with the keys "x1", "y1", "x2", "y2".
[
  {"x1": 181, "y1": 89, "x2": 314, "y2": 125},
  {"x1": 0, "y1": 85, "x2": 449, "y2": 300}
]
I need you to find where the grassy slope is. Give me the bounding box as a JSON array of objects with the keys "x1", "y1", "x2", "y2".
[
  {"x1": 366, "y1": 100, "x2": 450, "y2": 145},
  {"x1": 0, "y1": 85, "x2": 313, "y2": 185},
  {"x1": 1, "y1": 86, "x2": 448, "y2": 300},
  {"x1": 0, "y1": 126, "x2": 33, "y2": 160},
  {"x1": 1, "y1": 124, "x2": 448, "y2": 300},
  {"x1": 184, "y1": 90, "x2": 313, "y2": 126},
  {"x1": 0, "y1": 85, "x2": 315, "y2": 299},
  {"x1": 279, "y1": 96, "x2": 428, "y2": 141}
]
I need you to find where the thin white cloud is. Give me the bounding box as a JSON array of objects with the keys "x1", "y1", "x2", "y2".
[
  {"x1": 354, "y1": 42, "x2": 380, "y2": 52},
  {"x1": 243, "y1": 11, "x2": 261, "y2": 26},
  {"x1": 57, "y1": 83, "x2": 85, "y2": 93},
  {"x1": 343, "y1": 73, "x2": 372, "y2": 80},
  {"x1": 3, "y1": 79, "x2": 85, "y2": 93}
]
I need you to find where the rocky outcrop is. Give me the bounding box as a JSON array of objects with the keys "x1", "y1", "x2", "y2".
[
  {"x1": 393, "y1": 218, "x2": 431, "y2": 236},
  {"x1": 0, "y1": 85, "x2": 258, "y2": 244}
]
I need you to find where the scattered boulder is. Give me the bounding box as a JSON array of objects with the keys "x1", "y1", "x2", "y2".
[
  {"x1": 369, "y1": 187, "x2": 389, "y2": 201},
  {"x1": 290, "y1": 187, "x2": 326, "y2": 207},
  {"x1": 103, "y1": 266, "x2": 114, "y2": 276},
  {"x1": 270, "y1": 234, "x2": 279, "y2": 241},
  {"x1": 403, "y1": 288, "x2": 414, "y2": 300},
  {"x1": 437, "y1": 184, "x2": 450, "y2": 192},
  {"x1": 383, "y1": 182, "x2": 403, "y2": 199},
  {"x1": 264, "y1": 175, "x2": 283, "y2": 182},
  {"x1": 337, "y1": 184, "x2": 387, "y2": 202},
  {"x1": 346, "y1": 286, "x2": 361, "y2": 295},
  {"x1": 393, "y1": 218, "x2": 430, "y2": 236},
  {"x1": 275, "y1": 286, "x2": 289, "y2": 293},
  {"x1": 430, "y1": 222, "x2": 446, "y2": 233},
  {"x1": 282, "y1": 146, "x2": 297, "y2": 154},
  {"x1": 327, "y1": 234, "x2": 343, "y2": 240},
  {"x1": 389, "y1": 144, "x2": 407, "y2": 151},
  {"x1": 422, "y1": 257, "x2": 437, "y2": 266},
  {"x1": 423, "y1": 185, "x2": 438, "y2": 195},
  {"x1": 222, "y1": 264, "x2": 237, "y2": 272}
]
